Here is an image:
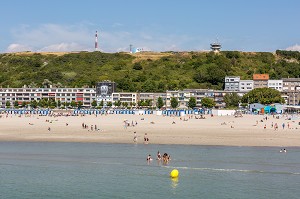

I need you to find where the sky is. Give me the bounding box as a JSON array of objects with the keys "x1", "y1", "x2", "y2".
[{"x1": 1, "y1": 0, "x2": 300, "y2": 53}]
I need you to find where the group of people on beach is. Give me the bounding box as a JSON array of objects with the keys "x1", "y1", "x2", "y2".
[
  {"x1": 132, "y1": 132, "x2": 150, "y2": 144},
  {"x1": 82, "y1": 122, "x2": 99, "y2": 131}
]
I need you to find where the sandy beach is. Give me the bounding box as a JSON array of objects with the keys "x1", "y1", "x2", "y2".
[{"x1": 0, "y1": 113, "x2": 299, "y2": 147}]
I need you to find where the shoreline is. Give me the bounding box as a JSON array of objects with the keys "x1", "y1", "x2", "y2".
[
  {"x1": 1, "y1": 140, "x2": 300, "y2": 148},
  {"x1": 0, "y1": 113, "x2": 299, "y2": 147}
]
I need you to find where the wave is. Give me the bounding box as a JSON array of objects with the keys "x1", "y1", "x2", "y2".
[{"x1": 163, "y1": 165, "x2": 300, "y2": 175}]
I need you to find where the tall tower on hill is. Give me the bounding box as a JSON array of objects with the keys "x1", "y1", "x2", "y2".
[
  {"x1": 210, "y1": 39, "x2": 221, "y2": 53},
  {"x1": 95, "y1": 31, "x2": 98, "y2": 51}
]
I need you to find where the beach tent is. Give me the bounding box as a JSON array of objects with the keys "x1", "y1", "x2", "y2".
[
  {"x1": 249, "y1": 103, "x2": 265, "y2": 114},
  {"x1": 264, "y1": 106, "x2": 276, "y2": 114}
]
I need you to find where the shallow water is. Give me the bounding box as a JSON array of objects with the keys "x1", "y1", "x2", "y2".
[{"x1": 0, "y1": 142, "x2": 299, "y2": 199}]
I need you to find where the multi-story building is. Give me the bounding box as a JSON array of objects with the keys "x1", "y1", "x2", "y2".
[
  {"x1": 3, "y1": 76, "x2": 300, "y2": 109},
  {"x1": 165, "y1": 90, "x2": 179, "y2": 108},
  {"x1": 190, "y1": 89, "x2": 210, "y2": 107},
  {"x1": 282, "y1": 78, "x2": 300, "y2": 91},
  {"x1": 239, "y1": 80, "x2": 254, "y2": 92},
  {"x1": 112, "y1": 92, "x2": 138, "y2": 106},
  {"x1": 139, "y1": 93, "x2": 166, "y2": 108},
  {"x1": 96, "y1": 81, "x2": 116, "y2": 106},
  {"x1": 165, "y1": 89, "x2": 226, "y2": 109},
  {"x1": 253, "y1": 74, "x2": 269, "y2": 88},
  {"x1": 0, "y1": 87, "x2": 96, "y2": 108},
  {"x1": 224, "y1": 76, "x2": 240, "y2": 91},
  {"x1": 268, "y1": 80, "x2": 283, "y2": 92},
  {"x1": 282, "y1": 78, "x2": 300, "y2": 105}
]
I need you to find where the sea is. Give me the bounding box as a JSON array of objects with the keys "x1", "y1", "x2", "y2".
[{"x1": 0, "y1": 142, "x2": 300, "y2": 199}]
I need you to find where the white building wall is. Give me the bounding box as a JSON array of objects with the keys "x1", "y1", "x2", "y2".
[
  {"x1": 224, "y1": 76, "x2": 240, "y2": 91},
  {"x1": 211, "y1": 109, "x2": 236, "y2": 116},
  {"x1": 268, "y1": 80, "x2": 283, "y2": 92},
  {"x1": 239, "y1": 80, "x2": 254, "y2": 92}
]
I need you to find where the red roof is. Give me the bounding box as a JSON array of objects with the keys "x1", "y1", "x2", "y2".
[{"x1": 253, "y1": 74, "x2": 269, "y2": 80}]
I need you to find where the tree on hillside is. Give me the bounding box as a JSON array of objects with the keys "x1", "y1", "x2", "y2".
[
  {"x1": 133, "y1": 62, "x2": 143, "y2": 70},
  {"x1": 223, "y1": 93, "x2": 241, "y2": 108},
  {"x1": 42, "y1": 79, "x2": 52, "y2": 88},
  {"x1": 201, "y1": 97, "x2": 215, "y2": 108},
  {"x1": 241, "y1": 88, "x2": 285, "y2": 105},
  {"x1": 156, "y1": 97, "x2": 164, "y2": 109},
  {"x1": 170, "y1": 97, "x2": 178, "y2": 109},
  {"x1": 188, "y1": 97, "x2": 197, "y2": 109}
]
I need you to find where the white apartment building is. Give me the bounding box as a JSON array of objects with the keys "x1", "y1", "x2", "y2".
[
  {"x1": 224, "y1": 76, "x2": 240, "y2": 91},
  {"x1": 112, "y1": 92, "x2": 137, "y2": 106},
  {"x1": 239, "y1": 80, "x2": 254, "y2": 92},
  {"x1": 0, "y1": 87, "x2": 96, "y2": 108},
  {"x1": 268, "y1": 80, "x2": 283, "y2": 92}
]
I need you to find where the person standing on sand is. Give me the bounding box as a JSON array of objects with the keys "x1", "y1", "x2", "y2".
[
  {"x1": 144, "y1": 133, "x2": 149, "y2": 144},
  {"x1": 133, "y1": 131, "x2": 137, "y2": 143}
]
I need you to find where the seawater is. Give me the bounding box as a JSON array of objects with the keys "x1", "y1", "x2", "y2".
[{"x1": 0, "y1": 142, "x2": 300, "y2": 199}]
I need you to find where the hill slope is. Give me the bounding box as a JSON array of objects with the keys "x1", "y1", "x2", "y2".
[{"x1": 0, "y1": 50, "x2": 300, "y2": 92}]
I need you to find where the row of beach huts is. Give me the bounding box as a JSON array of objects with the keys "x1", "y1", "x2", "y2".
[{"x1": 0, "y1": 109, "x2": 211, "y2": 116}]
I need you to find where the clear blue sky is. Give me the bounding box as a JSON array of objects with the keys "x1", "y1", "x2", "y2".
[{"x1": 1, "y1": 0, "x2": 300, "y2": 53}]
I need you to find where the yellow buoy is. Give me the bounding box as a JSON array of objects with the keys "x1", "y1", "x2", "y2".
[{"x1": 170, "y1": 169, "x2": 179, "y2": 178}]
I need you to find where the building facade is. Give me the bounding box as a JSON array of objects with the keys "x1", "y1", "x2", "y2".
[
  {"x1": 239, "y1": 80, "x2": 254, "y2": 92},
  {"x1": 253, "y1": 74, "x2": 269, "y2": 88},
  {"x1": 282, "y1": 78, "x2": 300, "y2": 105},
  {"x1": 224, "y1": 76, "x2": 240, "y2": 91},
  {"x1": 268, "y1": 80, "x2": 283, "y2": 92},
  {"x1": 96, "y1": 81, "x2": 116, "y2": 106},
  {"x1": 0, "y1": 87, "x2": 96, "y2": 108}
]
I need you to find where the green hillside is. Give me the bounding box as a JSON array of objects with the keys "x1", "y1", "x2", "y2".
[{"x1": 0, "y1": 50, "x2": 299, "y2": 92}]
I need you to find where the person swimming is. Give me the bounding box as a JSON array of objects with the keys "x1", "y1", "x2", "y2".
[
  {"x1": 162, "y1": 153, "x2": 169, "y2": 163},
  {"x1": 157, "y1": 151, "x2": 161, "y2": 160},
  {"x1": 147, "y1": 154, "x2": 153, "y2": 161}
]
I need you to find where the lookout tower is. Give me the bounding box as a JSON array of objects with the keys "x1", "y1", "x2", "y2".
[{"x1": 210, "y1": 41, "x2": 221, "y2": 53}]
